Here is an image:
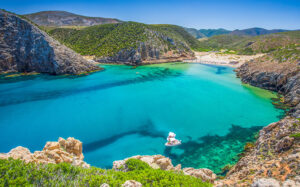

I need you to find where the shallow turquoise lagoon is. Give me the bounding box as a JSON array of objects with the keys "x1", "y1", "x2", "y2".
[{"x1": 0, "y1": 63, "x2": 283, "y2": 173}]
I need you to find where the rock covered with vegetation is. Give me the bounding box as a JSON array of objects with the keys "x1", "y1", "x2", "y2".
[
  {"x1": 48, "y1": 22, "x2": 198, "y2": 65},
  {"x1": 0, "y1": 137, "x2": 89, "y2": 168},
  {"x1": 113, "y1": 155, "x2": 217, "y2": 183},
  {"x1": 0, "y1": 10, "x2": 101, "y2": 75},
  {"x1": 217, "y1": 117, "x2": 300, "y2": 186}
]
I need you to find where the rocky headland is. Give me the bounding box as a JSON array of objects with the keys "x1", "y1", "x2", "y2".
[
  {"x1": 236, "y1": 57, "x2": 300, "y2": 118},
  {"x1": 0, "y1": 10, "x2": 101, "y2": 75}
]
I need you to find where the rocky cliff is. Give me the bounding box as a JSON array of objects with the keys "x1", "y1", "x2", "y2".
[
  {"x1": 236, "y1": 57, "x2": 300, "y2": 118},
  {"x1": 0, "y1": 10, "x2": 101, "y2": 75}
]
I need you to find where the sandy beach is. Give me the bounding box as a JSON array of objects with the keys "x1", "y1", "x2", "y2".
[{"x1": 184, "y1": 52, "x2": 264, "y2": 67}]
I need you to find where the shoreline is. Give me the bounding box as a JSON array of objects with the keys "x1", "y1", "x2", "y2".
[{"x1": 184, "y1": 52, "x2": 264, "y2": 68}]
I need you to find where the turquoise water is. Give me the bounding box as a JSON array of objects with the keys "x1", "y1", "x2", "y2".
[{"x1": 0, "y1": 63, "x2": 282, "y2": 173}]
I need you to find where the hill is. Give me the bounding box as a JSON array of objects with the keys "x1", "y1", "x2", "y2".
[
  {"x1": 229, "y1": 27, "x2": 288, "y2": 36},
  {"x1": 197, "y1": 31, "x2": 300, "y2": 58},
  {"x1": 48, "y1": 22, "x2": 200, "y2": 64},
  {"x1": 185, "y1": 28, "x2": 230, "y2": 39},
  {"x1": 24, "y1": 11, "x2": 121, "y2": 27}
]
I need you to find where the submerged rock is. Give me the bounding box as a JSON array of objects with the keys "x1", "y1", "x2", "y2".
[
  {"x1": 0, "y1": 10, "x2": 101, "y2": 75},
  {"x1": 0, "y1": 137, "x2": 89, "y2": 168}
]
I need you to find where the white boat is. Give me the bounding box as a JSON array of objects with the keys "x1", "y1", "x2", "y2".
[
  {"x1": 165, "y1": 139, "x2": 181, "y2": 147},
  {"x1": 165, "y1": 132, "x2": 181, "y2": 146}
]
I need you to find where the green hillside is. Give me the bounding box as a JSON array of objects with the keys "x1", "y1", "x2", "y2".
[
  {"x1": 48, "y1": 22, "x2": 200, "y2": 59},
  {"x1": 197, "y1": 31, "x2": 300, "y2": 58},
  {"x1": 0, "y1": 158, "x2": 211, "y2": 186}
]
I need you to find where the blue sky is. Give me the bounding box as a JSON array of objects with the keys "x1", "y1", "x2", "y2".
[{"x1": 1, "y1": 0, "x2": 300, "y2": 30}]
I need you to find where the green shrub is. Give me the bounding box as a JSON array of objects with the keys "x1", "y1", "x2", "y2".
[
  {"x1": 125, "y1": 158, "x2": 151, "y2": 171},
  {"x1": 0, "y1": 158, "x2": 211, "y2": 186},
  {"x1": 290, "y1": 133, "x2": 300, "y2": 139}
]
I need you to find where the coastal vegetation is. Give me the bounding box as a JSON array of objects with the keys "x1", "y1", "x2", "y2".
[
  {"x1": 48, "y1": 22, "x2": 200, "y2": 58},
  {"x1": 0, "y1": 158, "x2": 211, "y2": 186}
]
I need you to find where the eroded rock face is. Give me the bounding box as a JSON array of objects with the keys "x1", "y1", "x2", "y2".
[
  {"x1": 0, "y1": 10, "x2": 101, "y2": 74},
  {"x1": 0, "y1": 137, "x2": 89, "y2": 168}
]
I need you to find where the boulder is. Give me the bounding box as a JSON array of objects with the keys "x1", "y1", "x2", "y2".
[
  {"x1": 251, "y1": 178, "x2": 280, "y2": 187},
  {"x1": 122, "y1": 180, "x2": 142, "y2": 187},
  {"x1": 182, "y1": 168, "x2": 217, "y2": 183},
  {"x1": 8, "y1": 146, "x2": 32, "y2": 162}
]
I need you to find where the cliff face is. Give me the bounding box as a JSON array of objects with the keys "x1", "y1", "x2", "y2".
[
  {"x1": 0, "y1": 10, "x2": 101, "y2": 75},
  {"x1": 236, "y1": 58, "x2": 300, "y2": 118}
]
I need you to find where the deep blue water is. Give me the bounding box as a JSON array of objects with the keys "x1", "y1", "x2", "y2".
[{"x1": 0, "y1": 63, "x2": 282, "y2": 173}]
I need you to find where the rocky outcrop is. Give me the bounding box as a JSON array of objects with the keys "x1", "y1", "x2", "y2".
[
  {"x1": 183, "y1": 168, "x2": 217, "y2": 183},
  {"x1": 122, "y1": 180, "x2": 142, "y2": 187},
  {"x1": 236, "y1": 59, "x2": 300, "y2": 118},
  {"x1": 113, "y1": 155, "x2": 216, "y2": 183},
  {"x1": 217, "y1": 117, "x2": 300, "y2": 186},
  {"x1": 0, "y1": 137, "x2": 89, "y2": 168},
  {"x1": 0, "y1": 10, "x2": 101, "y2": 75}
]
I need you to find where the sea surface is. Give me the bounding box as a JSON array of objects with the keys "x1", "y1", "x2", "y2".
[{"x1": 0, "y1": 63, "x2": 283, "y2": 173}]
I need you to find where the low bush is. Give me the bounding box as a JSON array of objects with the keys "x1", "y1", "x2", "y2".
[{"x1": 0, "y1": 158, "x2": 211, "y2": 186}]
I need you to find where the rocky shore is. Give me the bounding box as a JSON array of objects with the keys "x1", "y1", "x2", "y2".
[
  {"x1": 0, "y1": 10, "x2": 101, "y2": 75},
  {"x1": 236, "y1": 57, "x2": 300, "y2": 118}
]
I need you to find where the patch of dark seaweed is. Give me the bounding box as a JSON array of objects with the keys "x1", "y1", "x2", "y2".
[{"x1": 164, "y1": 125, "x2": 262, "y2": 175}]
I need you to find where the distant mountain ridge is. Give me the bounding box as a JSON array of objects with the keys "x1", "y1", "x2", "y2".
[
  {"x1": 184, "y1": 28, "x2": 230, "y2": 38},
  {"x1": 229, "y1": 27, "x2": 288, "y2": 36},
  {"x1": 185, "y1": 27, "x2": 289, "y2": 39},
  {"x1": 24, "y1": 11, "x2": 121, "y2": 26}
]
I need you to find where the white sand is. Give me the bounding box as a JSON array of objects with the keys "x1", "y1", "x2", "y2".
[{"x1": 184, "y1": 52, "x2": 264, "y2": 67}]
